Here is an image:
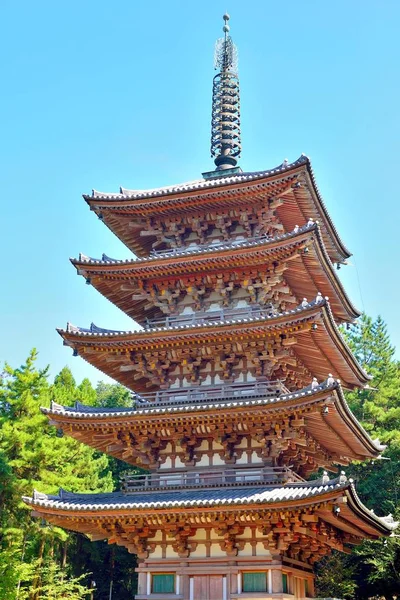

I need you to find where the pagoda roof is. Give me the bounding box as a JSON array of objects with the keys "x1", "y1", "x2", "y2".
[
  {"x1": 58, "y1": 301, "x2": 370, "y2": 390},
  {"x1": 72, "y1": 224, "x2": 360, "y2": 324},
  {"x1": 23, "y1": 475, "x2": 396, "y2": 539},
  {"x1": 42, "y1": 381, "x2": 385, "y2": 466},
  {"x1": 84, "y1": 155, "x2": 350, "y2": 264}
]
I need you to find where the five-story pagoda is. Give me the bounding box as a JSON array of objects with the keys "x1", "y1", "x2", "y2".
[{"x1": 24, "y1": 15, "x2": 397, "y2": 600}]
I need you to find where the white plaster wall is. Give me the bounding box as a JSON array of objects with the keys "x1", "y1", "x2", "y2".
[
  {"x1": 196, "y1": 455, "x2": 210, "y2": 467},
  {"x1": 192, "y1": 529, "x2": 206, "y2": 541},
  {"x1": 255, "y1": 542, "x2": 271, "y2": 557},
  {"x1": 210, "y1": 543, "x2": 226, "y2": 558},
  {"x1": 190, "y1": 543, "x2": 207, "y2": 558},
  {"x1": 250, "y1": 451, "x2": 263, "y2": 464},
  {"x1": 250, "y1": 439, "x2": 262, "y2": 448},
  {"x1": 159, "y1": 443, "x2": 172, "y2": 454},
  {"x1": 212, "y1": 454, "x2": 225, "y2": 466},
  {"x1": 151, "y1": 546, "x2": 163, "y2": 559},
  {"x1": 165, "y1": 545, "x2": 179, "y2": 558},
  {"x1": 238, "y1": 542, "x2": 253, "y2": 556},
  {"x1": 236, "y1": 453, "x2": 249, "y2": 464},
  {"x1": 236, "y1": 438, "x2": 248, "y2": 449},
  {"x1": 237, "y1": 527, "x2": 253, "y2": 539}
]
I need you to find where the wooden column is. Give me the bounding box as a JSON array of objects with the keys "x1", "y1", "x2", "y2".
[{"x1": 271, "y1": 568, "x2": 283, "y2": 593}]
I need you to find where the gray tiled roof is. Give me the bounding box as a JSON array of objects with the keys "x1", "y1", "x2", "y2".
[
  {"x1": 59, "y1": 299, "x2": 370, "y2": 387},
  {"x1": 64, "y1": 298, "x2": 323, "y2": 337},
  {"x1": 42, "y1": 380, "x2": 386, "y2": 455},
  {"x1": 44, "y1": 380, "x2": 336, "y2": 418},
  {"x1": 22, "y1": 479, "x2": 399, "y2": 534},
  {"x1": 88, "y1": 156, "x2": 309, "y2": 201},
  {"x1": 74, "y1": 223, "x2": 314, "y2": 265},
  {"x1": 83, "y1": 155, "x2": 351, "y2": 262},
  {"x1": 27, "y1": 479, "x2": 348, "y2": 511}
]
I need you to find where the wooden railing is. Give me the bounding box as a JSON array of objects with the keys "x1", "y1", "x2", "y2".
[
  {"x1": 149, "y1": 234, "x2": 270, "y2": 258},
  {"x1": 134, "y1": 379, "x2": 290, "y2": 406},
  {"x1": 144, "y1": 305, "x2": 277, "y2": 330},
  {"x1": 121, "y1": 466, "x2": 305, "y2": 493}
]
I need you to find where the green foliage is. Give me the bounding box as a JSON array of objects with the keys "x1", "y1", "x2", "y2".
[
  {"x1": 316, "y1": 314, "x2": 400, "y2": 599},
  {"x1": 0, "y1": 351, "x2": 119, "y2": 599},
  {"x1": 2, "y1": 311, "x2": 399, "y2": 599},
  {"x1": 18, "y1": 558, "x2": 91, "y2": 600},
  {"x1": 94, "y1": 381, "x2": 132, "y2": 409},
  {"x1": 315, "y1": 552, "x2": 357, "y2": 599}
]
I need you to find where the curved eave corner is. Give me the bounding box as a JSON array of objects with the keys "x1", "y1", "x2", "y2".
[
  {"x1": 345, "y1": 482, "x2": 398, "y2": 535},
  {"x1": 333, "y1": 384, "x2": 386, "y2": 457},
  {"x1": 22, "y1": 480, "x2": 397, "y2": 538},
  {"x1": 81, "y1": 155, "x2": 352, "y2": 265},
  {"x1": 303, "y1": 157, "x2": 352, "y2": 261},
  {"x1": 41, "y1": 378, "x2": 385, "y2": 462}
]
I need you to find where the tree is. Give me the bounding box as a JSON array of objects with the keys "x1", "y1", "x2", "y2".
[
  {"x1": 0, "y1": 351, "x2": 113, "y2": 599},
  {"x1": 95, "y1": 382, "x2": 132, "y2": 409},
  {"x1": 315, "y1": 552, "x2": 357, "y2": 599},
  {"x1": 316, "y1": 314, "x2": 400, "y2": 598}
]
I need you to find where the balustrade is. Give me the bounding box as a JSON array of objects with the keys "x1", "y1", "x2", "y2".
[
  {"x1": 149, "y1": 234, "x2": 270, "y2": 258},
  {"x1": 134, "y1": 379, "x2": 290, "y2": 406},
  {"x1": 144, "y1": 304, "x2": 277, "y2": 329},
  {"x1": 121, "y1": 465, "x2": 304, "y2": 493}
]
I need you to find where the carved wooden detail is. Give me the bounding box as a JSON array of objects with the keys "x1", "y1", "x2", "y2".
[
  {"x1": 38, "y1": 503, "x2": 358, "y2": 565},
  {"x1": 136, "y1": 205, "x2": 285, "y2": 251},
  {"x1": 125, "y1": 264, "x2": 298, "y2": 317},
  {"x1": 125, "y1": 339, "x2": 312, "y2": 390}
]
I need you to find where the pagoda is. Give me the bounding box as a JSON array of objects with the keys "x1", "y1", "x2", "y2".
[{"x1": 25, "y1": 15, "x2": 397, "y2": 600}]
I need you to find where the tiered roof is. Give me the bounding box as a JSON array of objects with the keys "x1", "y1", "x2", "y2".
[
  {"x1": 24, "y1": 15, "x2": 396, "y2": 579},
  {"x1": 59, "y1": 300, "x2": 369, "y2": 391},
  {"x1": 43, "y1": 380, "x2": 384, "y2": 470},
  {"x1": 84, "y1": 156, "x2": 350, "y2": 263},
  {"x1": 73, "y1": 224, "x2": 359, "y2": 324},
  {"x1": 24, "y1": 474, "x2": 397, "y2": 555}
]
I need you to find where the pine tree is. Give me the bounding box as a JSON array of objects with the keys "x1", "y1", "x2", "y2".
[
  {"x1": 316, "y1": 314, "x2": 400, "y2": 598},
  {"x1": 0, "y1": 351, "x2": 113, "y2": 599}
]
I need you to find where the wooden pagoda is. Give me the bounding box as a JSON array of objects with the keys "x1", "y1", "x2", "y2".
[{"x1": 24, "y1": 14, "x2": 397, "y2": 600}]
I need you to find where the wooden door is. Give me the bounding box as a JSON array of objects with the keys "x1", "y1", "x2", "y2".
[
  {"x1": 193, "y1": 576, "x2": 208, "y2": 598},
  {"x1": 209, "y1": 575, "x2": 224, "y2": 600},
  {"x1": 192, "y1": 575, "x2": 224, "y2": 600}
]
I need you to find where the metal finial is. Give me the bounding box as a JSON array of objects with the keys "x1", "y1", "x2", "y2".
[{"x1": 210, "y1": 14, "x2": 241, "y2": 170}]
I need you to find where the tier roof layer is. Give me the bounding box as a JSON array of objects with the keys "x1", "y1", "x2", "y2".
[
  {"x1": 84, "y1": 155, "x2": 350, "y2": 263},
  {"x1": 73, "y1": 224, "x2": 359, "y2": 324},
  {"x1": 24, "y1": 476, "x2": 396, "y2": 562},
  {"x1": 59, "y1": 301, "x2": 369, "y2": 392},
  {"x1": 43, "y1": 381, "x2": 384, "y2": 473}
]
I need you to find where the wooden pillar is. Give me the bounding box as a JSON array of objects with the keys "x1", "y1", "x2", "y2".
[
  {"x1": 137, "y1": 571, "x2": 147, "y2": 596},
  {"x1": 230, "y1": 570, "x2": 239, "y2": 595},
  {"x1": 181, "y1": 573, "x2": 190, "y2": 600},
  {"x1": 271, "y1": 568, "x2": 283, "y2": 593},
  {"x1": 307, "y1": 575, "x2": 315, "y2": 598}
]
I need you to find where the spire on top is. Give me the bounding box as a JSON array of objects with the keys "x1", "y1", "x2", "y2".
[{"x1": 210, "y1": 14, "x2": 241, "y2": 171}]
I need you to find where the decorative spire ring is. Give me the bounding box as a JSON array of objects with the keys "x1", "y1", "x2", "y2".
[{"x1": 210, "y1": 14, "x2": 241, "y2": 170}]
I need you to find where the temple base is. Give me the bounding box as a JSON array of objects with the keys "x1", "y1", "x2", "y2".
[{"x1": 136, "y1": 555, "x2": 315, "y2": 599}]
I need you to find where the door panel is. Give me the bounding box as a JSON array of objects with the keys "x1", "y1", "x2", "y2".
[
  {"x1": 193, "y1": 576, "x2": 208, "y2": 598},
  {"x1": 192, "y1": 575, "x2": 224, "y2": 600},
  {"x1": 209, "y1": 575, "x2": 224, "y2": 600}
]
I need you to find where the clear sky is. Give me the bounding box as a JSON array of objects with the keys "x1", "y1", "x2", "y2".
[{"x1": 1, "y1": 0, "x2": 399, "y2": 386}]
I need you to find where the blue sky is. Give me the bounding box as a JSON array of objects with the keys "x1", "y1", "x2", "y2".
[{"x1": 1, "y1": 0, "x2": 399, "y2": 385}]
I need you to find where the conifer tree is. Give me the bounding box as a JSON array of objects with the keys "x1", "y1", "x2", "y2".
[
  {"x1": 0, "y1": 350, "x2": 113, "y2": 599},
  {"x1": 316, "y1": 314, "x2": 400, "y2": 598}
]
